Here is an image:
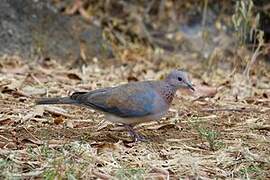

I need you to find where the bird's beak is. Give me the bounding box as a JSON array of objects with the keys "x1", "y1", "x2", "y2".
[{"x1": 186, "y1": 82, "x2": 195, "y2": 91}]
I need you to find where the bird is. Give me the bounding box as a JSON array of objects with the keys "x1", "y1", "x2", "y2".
[{"x1": 36, "y1": 69, "x2": 194, "y2": 141}]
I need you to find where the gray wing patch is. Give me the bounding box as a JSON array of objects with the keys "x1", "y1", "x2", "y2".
[{"x1": 73, "y1": 83, "x2": 157, "y2": 118}]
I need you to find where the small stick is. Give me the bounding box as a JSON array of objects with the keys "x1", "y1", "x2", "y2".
[{"x1": 201, "y1": 108, "x2": 261, "y2": 113}]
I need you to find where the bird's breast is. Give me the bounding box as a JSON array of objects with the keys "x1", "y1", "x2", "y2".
[
  {"x1": 163, "y1": 91, "x2": 174, "y2": 104},
  {"x1": 157, "y1": 84, "x2": 176, "y2": 105}
]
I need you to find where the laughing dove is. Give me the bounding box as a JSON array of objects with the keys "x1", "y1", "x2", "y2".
[{"x1": 36, "y1": 69, "x2": 194, "y2": 141}]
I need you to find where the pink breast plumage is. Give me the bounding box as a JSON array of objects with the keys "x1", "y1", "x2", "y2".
[
  {"x1": 159, "y1": 84, "x2": 176, "y2": 104},
  {"x1": 164, "y1": 91, "x2": 174, "y2": 104}
]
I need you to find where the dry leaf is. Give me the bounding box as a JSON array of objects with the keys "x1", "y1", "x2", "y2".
[
  {"x1": 54, "y1": 117, "x2": 65, "y2": 125},
  {"x1": 149, "y1": 167, "x2": 170, "y2": 176},
  {"x1": 66, "y1": 120, "x2": 74, "y2": 128},
  {"x1": 92, "y1": 169, "x2": 112, "y2": 180},
  {"x1": 0, "y1": 141, "x2": 17, "y2": 149},
  {"x1": 0, "y1": 65, "x2": 28, "y2": 74},
  {"x1": 21, "y1": 86, "x2": 47, "y2": 96},
  {"x1": 66, "y1": 72, "x2": 82, "y2": 81},
  {"x1": 144, "y1": 173, "x2": 167, "y2": 180},
  {"x1": 94, "y1": 142, "x2": 119, "y2": 154},
  {"x1": 21, "y1": 138, "x2": 43, "y2": 145},
  {"x1": 177, "y1": 83, "x2": 218, "y2": 99},
  {"x1": 193, "y1": 84, "x2": 218, "y2": 98},
  {"x1": 43, "y1": 106, "x2": 74, "y2": 118},
  {"x1": 0, "y1": 118, "x2": 15, "y2": 126},
  {"x1": 21, "y1": 106, "x2": 45, "y2": 122}
]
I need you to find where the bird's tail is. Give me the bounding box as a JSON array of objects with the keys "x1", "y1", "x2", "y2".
[{"x1": 35, "y1": 97, "x2": 77, "y2": 105}]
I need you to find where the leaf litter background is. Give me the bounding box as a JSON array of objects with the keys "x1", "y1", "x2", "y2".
[
  {"x1": 0, "y1": 1, "x2": 270, "y2": 179},
  {"x1": 1, "y1": 52, "x2": 269, "y2": 179}
]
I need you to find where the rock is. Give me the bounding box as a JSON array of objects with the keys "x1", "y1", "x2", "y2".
[{"x1": 0, "y1": 0, "x2": 113, "y2": 64}]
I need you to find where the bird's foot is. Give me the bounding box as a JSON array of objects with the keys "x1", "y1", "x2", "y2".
[
  {"x1": 133, "y1": 133, "x2": 148, "y2": 142},
  {"x1": 124, "y1": 125, "x2": 148, "y2": 142}
]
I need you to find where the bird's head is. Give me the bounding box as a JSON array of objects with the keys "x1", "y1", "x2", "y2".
[{"x1": 165, "y1": 69, "x2": 195, "y2": 91}]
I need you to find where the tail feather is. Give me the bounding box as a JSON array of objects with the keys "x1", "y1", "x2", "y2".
[{"x1": 35, "y1": 97, "x2": 77, "y2": 105}]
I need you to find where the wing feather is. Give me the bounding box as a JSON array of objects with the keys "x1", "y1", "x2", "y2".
[{"x1": 74, "y1": 82, "x2": 157, "y2": 117}]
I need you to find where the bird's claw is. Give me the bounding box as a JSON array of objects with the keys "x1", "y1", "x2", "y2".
[
  {"x1": 133, "y1": 133, "x2": 148, "y2": 142},
  {"x1": 124, "y1": 125, "x2": 148, "y2": 142}
]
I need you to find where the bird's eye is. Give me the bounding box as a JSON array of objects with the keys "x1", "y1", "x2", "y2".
[{"x1": 178, "y1": 77, "x2": 182, "y2": 81}]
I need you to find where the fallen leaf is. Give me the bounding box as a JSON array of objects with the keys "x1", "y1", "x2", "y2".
[
  {"x1": 0, "y1": 142, "x2": 17, "y2": 149},
  {"x1": 33, "y1": 106, "x2": 45, "y2": 117},
  {"x1": 92, "y1": 169, "x2": 112, "y2": 180},
  {"x1": 144, "y1": 173, "x2": 167, "y2": 180},
  {"x1": 21, "y1": 86, "x2": 47, "y2": 96},
  {"x1": 0, "y1": 118, "x2": 15, "y2": 126},
  {"x1": 66, "y1": 121, "x2": 74, "y2": 128},
  {"x1": 20, "y1": 138, "x2": 43, "y2": 145},
  {"x1": 21, "y1": 106, "x2": 45, "y2": 122},
  {"x1": 193, "y1": 84, "x2": 218, "y2": 98},
  {"x1": 0, "y1": 65, "x2": 28, "y2": 74},
  {"x1": 66, "y1": 72, "x2": 82, "y2": 80},
  {"x1": 54, "y1": 116, "x2": 65, "y2": 125},
  {"x1": 93, "y1": 142, "x2": 119, "y2": 154},
  {"x1": 149, "y1": 167, "x2": 170, "y2": 176},
  {"x1": 43, "y1": 106, "x2": 74, "y2": 118},
  {"x1": 177, "y1": 83, "x2": 218, "y2": 99}
]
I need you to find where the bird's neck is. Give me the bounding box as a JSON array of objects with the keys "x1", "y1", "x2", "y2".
[{"x1": 160, "y1": 82, "x2": 177, "y2": 104}]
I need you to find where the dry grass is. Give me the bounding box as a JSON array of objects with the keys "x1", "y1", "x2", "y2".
[{"x1": 0, "y1": 54, "x2": 269, "y2": 179}]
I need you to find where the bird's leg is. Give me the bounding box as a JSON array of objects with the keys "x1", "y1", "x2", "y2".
[{"x1": 124, "y1": 125, "x2": 147, "y2": 142}]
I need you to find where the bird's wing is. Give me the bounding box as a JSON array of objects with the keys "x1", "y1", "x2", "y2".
[{"x1": 72, "y1": 82, "x2": 158, "y2": 117}]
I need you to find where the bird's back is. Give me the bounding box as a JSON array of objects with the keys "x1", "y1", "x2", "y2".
[{"x1": 71, "y1": 81, "x2": 172, "y2": 118}]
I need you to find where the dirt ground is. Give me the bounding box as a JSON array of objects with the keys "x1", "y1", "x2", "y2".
[{"x1": 0, "y1": 55, "x2": 269, "y2": 179}]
